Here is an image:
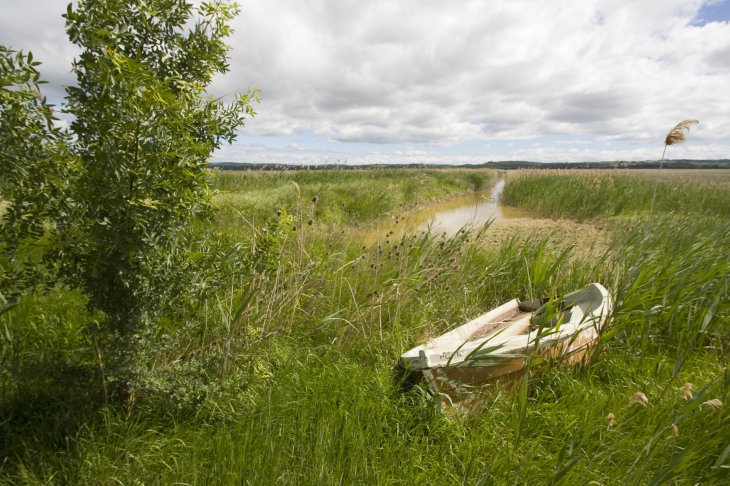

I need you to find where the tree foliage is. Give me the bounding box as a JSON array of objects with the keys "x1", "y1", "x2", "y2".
[
  {"x1": 1, "y1": 1, "x2": 258, "y2": 391},
  {"x1": 0, "y1": 47, "x2": 75, "y2": 312}
]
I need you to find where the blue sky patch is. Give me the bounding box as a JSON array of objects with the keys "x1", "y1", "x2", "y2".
[{"x1": 693, "y1": 0, "x2": 730, "y2": 26}]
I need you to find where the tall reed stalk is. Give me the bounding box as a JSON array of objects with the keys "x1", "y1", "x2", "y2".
[{"x1": 647, "y1": 119, "x2": 699, "y2": 226}]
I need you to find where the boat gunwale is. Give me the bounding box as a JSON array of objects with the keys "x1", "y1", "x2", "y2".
[{"x1": 400, "y1": 283, "x2": 611, "y2": 371}]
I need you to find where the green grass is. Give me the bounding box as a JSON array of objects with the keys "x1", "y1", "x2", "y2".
[
  {"x1": 2, "y1": 168, "x2": 730, "y2": 484},
  {"x1": 501, "y1": 169, "x2": 730, "y2": 220},
  {"x1": 209, "y1": 168, "x2": 493, "y2": 234}
]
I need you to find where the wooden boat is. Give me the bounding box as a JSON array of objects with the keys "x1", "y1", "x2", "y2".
[{"x1": 399, "y1": 283, "x2": 611, "y2": 401}]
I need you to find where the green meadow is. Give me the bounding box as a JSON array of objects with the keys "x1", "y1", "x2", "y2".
[{"x1": 2, "y1": 168, "x2": 729, "y2": 484}]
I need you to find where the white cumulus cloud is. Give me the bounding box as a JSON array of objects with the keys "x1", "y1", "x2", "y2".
[{"x1": 2, "y1": 0, "x2": 729, "y2": 162}]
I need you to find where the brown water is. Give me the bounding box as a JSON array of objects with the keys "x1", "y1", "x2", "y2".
[
  {"x1": 364, "y1": 178, "x2": 522, "y2": 244},
  {"x1": 415, "y1": 179, "x2": 522, "y2": 236}
]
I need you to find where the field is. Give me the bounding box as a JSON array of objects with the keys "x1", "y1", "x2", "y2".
[{"x1": 2, "y1": 167, "x2": 729, "y2": 484}]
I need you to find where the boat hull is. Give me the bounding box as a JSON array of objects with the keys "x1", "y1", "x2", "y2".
[
  {"x1": 399, "y1": 283, "x2": 611, "y2": 402},
  {"x1": 422, "y1": 325, "x2": 597, "y2": 401}
]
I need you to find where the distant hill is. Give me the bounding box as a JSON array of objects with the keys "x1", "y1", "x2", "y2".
[{"x1": 211, "y1": 159, "x2": 730, "y2": 171}]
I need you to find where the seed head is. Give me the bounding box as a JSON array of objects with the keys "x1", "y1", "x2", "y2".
[
  {"x1": 308, "y1": 219, "x2": 313, "y2": 226},
  {"x1": 701, "y1": 399, "x2": 723, "y2": 409},
  {"x1": 672, "y1": 424, "x2": 679, "y2": 437},
  {"x1": 627, "y1": 392, "x2": 648, "y2": 408},
  {"x1": 679, "y1": 383, "x2": 693, "y2": 400},
  {"x1": 665, "y1": 119, "x2": 699, "y2": 146},
  {"x1": 311, "y1": 196, "x2": 319, "y2": 203},
  {"x1": 605, "y1": 413, "x2": 615, "y2": 427},
  {"x1": 341, "y1": 202, "x2": 346, "y2": 207}
]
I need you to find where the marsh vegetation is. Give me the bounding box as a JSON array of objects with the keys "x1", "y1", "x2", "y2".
[
  {"x1": 4, "y1": 1, "x2": 727, "y2": 483},
  {"x1": 2, "y1": 166, "x2": 729, "y2": 484}
]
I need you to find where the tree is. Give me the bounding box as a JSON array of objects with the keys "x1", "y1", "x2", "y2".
[
  {"x1": 58, "y1": 0, "x2": 258, "y2": 390},
  {"x1": 0, "y1": 47, "x2": 74, "y2": 313}
]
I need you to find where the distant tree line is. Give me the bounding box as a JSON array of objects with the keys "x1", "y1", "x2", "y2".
[{"x1": 211, "y1": 159, "x2": 730, "y2": 171}]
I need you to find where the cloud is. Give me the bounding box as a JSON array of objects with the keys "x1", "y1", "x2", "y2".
[
  {"x1": 214, "y1": 0, "x2": 730, "y2": 148},
  {"x1": 0, "y1": 1, "x2": 79, "y2": 101},
  {"x1": 1, "y1": 0, "x2": 728, "y2": 163},
  {"x1": 555, "y1": 139, "x2": 594, "y2": 144}
]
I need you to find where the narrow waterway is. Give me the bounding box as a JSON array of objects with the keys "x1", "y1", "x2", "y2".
[
  {"x1": 364, "y1": 178, "x2": 522, "y2": 244},
  {"x1": 415, "y1": 178, "x2": 521, "y2": 236}
]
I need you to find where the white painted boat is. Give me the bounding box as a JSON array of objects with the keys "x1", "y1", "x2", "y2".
[{"x1": 400, "y1": 283, "x2": 611, "y2": 400}]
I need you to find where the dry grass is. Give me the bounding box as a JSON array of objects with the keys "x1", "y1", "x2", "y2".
[
  {"x1": 482, "y1": 218, "x2": 610, "y2": 258},
  {"x1": 622, "y1": 168, "x2": 730, "y2": 184}
]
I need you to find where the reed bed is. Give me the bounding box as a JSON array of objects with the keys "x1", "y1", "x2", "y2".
[
  {"x1": 211, "y1": 168, "x2": 493, "y2": 234},
  {"x1": 501, "y1": 169, "x2": 730, "y2": 220},
  {"x1": 1, "y1": 169, "x2": 729, "y2": 484}
]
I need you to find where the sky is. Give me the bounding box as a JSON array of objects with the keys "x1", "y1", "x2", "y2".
[{"x1": 1, "y1": 0, "x2": 729, "y2": 165}]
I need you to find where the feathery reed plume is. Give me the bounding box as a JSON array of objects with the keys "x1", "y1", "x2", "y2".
[
  {"x1": 701, "y1": 399, "x2": 723, "y2": 409},
  {"x1": 679, "y1": 383, "x2": 693, "y2": 400},
  {"x1": 605, "y1": 412, "x2": 616, "y2": 426},
  {"x1": 665, "y1": 119, "x2": 699, "y2": 146},
  {"x1": 627, "y1": 392, "x2": 648, "y2": 408},
  {"x1": 648, "y1": 119, "x2": 699, "y2": 228}
]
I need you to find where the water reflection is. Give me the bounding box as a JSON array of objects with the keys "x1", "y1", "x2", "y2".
[
  {"x1": 416, "y1": 178, "x2": 517, "y2": 236},
  {"x1": 363, "y1": 178, "x2": 520, "y2": 244}
]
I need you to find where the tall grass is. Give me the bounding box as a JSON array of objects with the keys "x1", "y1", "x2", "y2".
[
  {"x1": 210, "y1": 168, "x2": 494, "y2": 233},
  {"x1": 1, "y1": 169, "x2": 729, "y2": 484},
  {"x1": 501, "y1": 169, "x2": 730, "y2": 220}
]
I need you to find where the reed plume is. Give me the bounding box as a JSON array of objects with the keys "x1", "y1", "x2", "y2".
[
  {"x1": 627, "y1": 392, "x2": 648, "y2": 408},
  {"x1": 647, "y1": 119, "x2": 699, "y2": 231},
  {"x1": 664, "y1": 119, "x2": 699, "y2": 146}
]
